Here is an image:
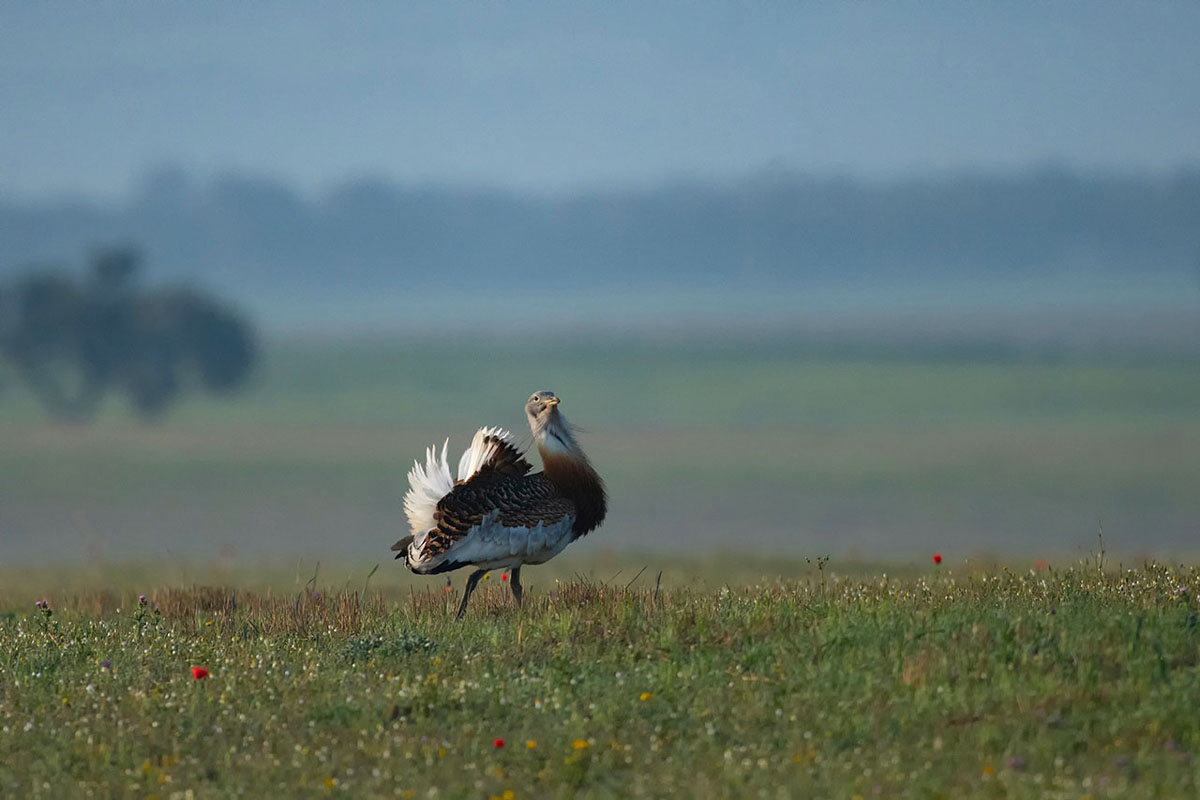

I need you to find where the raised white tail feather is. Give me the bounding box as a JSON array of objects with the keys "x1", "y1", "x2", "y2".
[
  {"x1": 402, "y1": 427, "x2": 516, "y2": 542},
  {"x1": 402, "y1": 439, "x2": 453, "y2": 540},
  {"x1": 456, "y1": 426, "x2": 513, "y2": 482}
]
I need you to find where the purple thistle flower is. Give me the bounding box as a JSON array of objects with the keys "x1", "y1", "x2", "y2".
[
  {"x1": 100, "y1": 660, "x2": 111, "y2": 669},
  {"x1": 1007, "y1": 756, "x2": 1026, "y2": 770},
  {"x1": 138, "y1": 594, "x2": 147, "y2": 606}
]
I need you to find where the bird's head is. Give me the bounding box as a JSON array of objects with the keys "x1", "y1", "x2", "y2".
[
  {"x1": 525, "y1": 390, "x2": 559, "y2": 427},
  {"x1": 525, "y1": 390, "x2": 574, "y2": 452}
]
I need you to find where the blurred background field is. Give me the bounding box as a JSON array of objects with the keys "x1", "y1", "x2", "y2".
[{"x1": 2, "y1": 334, "x2": 1198, "y2": 570}]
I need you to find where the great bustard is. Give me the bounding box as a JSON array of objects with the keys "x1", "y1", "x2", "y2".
[{"x1": 392, "y1": 391, "x2": 607, "y2": 618}]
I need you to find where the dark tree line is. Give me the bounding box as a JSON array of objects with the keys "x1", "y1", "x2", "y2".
[
  {"x1": 4, "y1": 168, "x2": 1198, "y2": 296},
  {"x1": 0, "y1": 247, "x2": 256, "y2": 421}
]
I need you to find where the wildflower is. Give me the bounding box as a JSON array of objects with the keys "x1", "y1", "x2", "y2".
[
  {"x1": 639, "y1": 692, "x2": 653, "y2": 701},
  {"x1": 138, "y1": 594, "x2": 147, "y2": 606},
  {"x1": 100, "y1": 660, "x2": 111, "y2": 670},
  {"x1": 503, "y1": 791, "x2": 515, "y2": 800},
  {"x1": 982, "y1": 763, "x2": 995, "y2": 776},
  {"x1": 493, "y1": 738, "x2": 505, "y2": 748},
  {"x1": 501, "y1": 573, "x2": 509, "y2": 582},
  {"x1": 572, "y1": 739, "x2": 589, "y2": 750},
  {"x1": 191, "y1": 666, "x2": 210, "y2": 680},
  {"x1": 484, "y1": 573, "x2": 491, "y2": 580},
  {"x1": 525, "y1": 741, "x2": 537, "y2": 749},
  {"x1": 1007, "y1": 756, "x2": 1026, "y2": 770},
  {"x1": 932, "y1": 554, "x2": 942, "y2": 565}
]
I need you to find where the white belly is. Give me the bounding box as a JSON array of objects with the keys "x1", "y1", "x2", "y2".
[{"x1": 411, "y1": 510, "x2": 576, "y2": 572}]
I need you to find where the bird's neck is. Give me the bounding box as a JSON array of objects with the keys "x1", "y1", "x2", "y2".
[{"x1": 536, "y1": 422, "x2": 606, "y2": 537}]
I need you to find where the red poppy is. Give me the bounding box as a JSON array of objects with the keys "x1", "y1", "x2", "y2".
[
  {"x1": 191, "y1": 666, "x2": 210, "y2": 680},
  {"x1": 501, "y1": 574, "x2": 509, "y2": 582},
  {"x1": 493, "y1": 738, "x2": 505, "y2": 748},
  {"x1": 932, "y1": 554, "x2": 942, "y2": 565}
]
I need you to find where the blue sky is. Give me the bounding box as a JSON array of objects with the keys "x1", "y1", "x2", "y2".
[{"x1": 2, "y1": 1, "x2": 1199, "y2": 200}]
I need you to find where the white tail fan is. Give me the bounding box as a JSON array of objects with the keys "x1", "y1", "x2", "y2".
[
  {"x1": 403, "y1": 427, "x2": 515, "y2": 542},
  {"x1": 402, "y1": 439, "x2": 453, "y2": 540}
]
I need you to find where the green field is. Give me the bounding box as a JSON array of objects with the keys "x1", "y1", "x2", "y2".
[
  {"x1": 2, "y1": 562, "x2": 1198, "y2": 798},
  {"x1": 3, "y1": 337, "x2": 1199, "y2": 797},
  {"x1": 2, "y1": 336, "x2": 1198, "y2": 565}
]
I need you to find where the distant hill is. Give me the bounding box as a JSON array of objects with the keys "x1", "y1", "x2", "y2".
[{"x1": 2, "y1": 167, "x2": 1198, "y2": 306}]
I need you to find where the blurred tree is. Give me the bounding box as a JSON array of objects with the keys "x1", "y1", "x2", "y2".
[{"x1": 0, "y1": 247, "x2": 256, "y2": 421}]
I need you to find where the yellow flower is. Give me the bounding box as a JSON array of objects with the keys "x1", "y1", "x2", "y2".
[
  {"x1": 503, "y1": 792, "x2": 515, "y2": 800},
  {"x1": 639, "y1": 692, "x2": 653, "y2": 701},
  {"x1": 525, "y1": 740, "x2": 537, "y2": 749},
  {"x1": 982, "y1": 763, "x2": 995, "y2": 776},
  {"x1": 572, "y1": 739, "x2": 590, "y2": 750},
  {"x1": 325, "y1": 778, "x2": 337, "y2": 788}
]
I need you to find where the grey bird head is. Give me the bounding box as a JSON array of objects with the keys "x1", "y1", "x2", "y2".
[
  {"x1": 525, "y1": 390, "x2": 559, "y2": 430},
  {"x1": 526, "y1": 389, "x2": 581, "y2": 455}
]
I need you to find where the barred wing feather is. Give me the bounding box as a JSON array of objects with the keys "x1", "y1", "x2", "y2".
[
  {"x1": 404, "y1": 472, "x2": 575, "y2": 573},
  {"x1": 399, "y1": 427, "x2": 539, "y2": 556}
]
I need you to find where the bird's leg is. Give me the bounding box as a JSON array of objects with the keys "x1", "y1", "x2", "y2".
[
  {"x1": 455, "y1": 568, "x2": 487, "y2": 620},
  {"x1": 509, "y1": 566, "x2": 523, "y2": 607}
]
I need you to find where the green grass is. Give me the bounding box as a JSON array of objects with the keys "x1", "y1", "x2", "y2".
[{"x1": 2, "y1": 563, "x2": 1199, "y2": 798}]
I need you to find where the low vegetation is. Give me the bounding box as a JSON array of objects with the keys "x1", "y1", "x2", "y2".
[{"x1": 2, "y1": 561, "x2": 1198, "y2": 798}]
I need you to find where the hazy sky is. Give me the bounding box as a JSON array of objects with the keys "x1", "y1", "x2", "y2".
[{"x1": 3, "y1": 1, "x2": 1199, "y2": 200}]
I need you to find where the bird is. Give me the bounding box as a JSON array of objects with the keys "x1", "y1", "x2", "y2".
[{"x1": 392, "y1": 390, "x2": 607, "y2": 619}]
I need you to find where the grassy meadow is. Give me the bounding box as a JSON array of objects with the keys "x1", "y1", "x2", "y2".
[
  {"x1": 2, "y1": 335, "x2": 1200, "y2": 796},
  {"x1": 2, "y1": 562, "x2": 1199, "y2": 798}
]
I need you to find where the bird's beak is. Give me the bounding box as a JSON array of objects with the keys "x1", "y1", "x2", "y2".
[{"x1": 545, "y1": 397, "x2": 560, "y2": 408}]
